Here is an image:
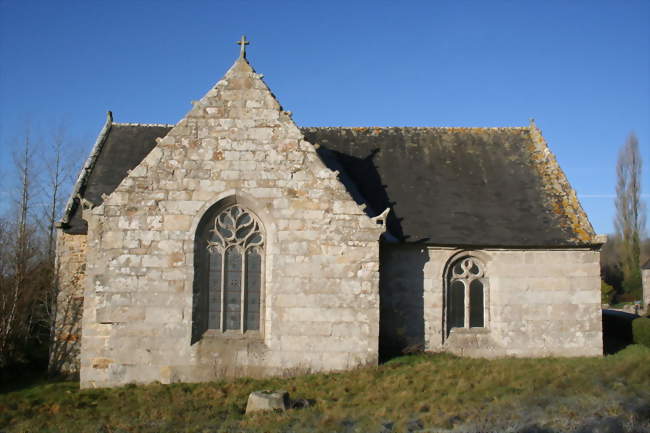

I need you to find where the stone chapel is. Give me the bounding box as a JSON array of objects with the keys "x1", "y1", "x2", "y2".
[{"x1": 52, "y1": 39, "x2": 604, "y2": 388}]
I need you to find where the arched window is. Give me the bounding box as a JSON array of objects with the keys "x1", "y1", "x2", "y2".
[
  {"x1": 446, "y1": 256, "x2": 486, "y2": 334},
  {"x1": 192, "y1": 202, "x2": 264, "y2": 342}
]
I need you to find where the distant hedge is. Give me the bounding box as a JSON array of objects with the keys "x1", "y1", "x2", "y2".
[{"x1": 632, "y1": 317, "x2": 650, "y2": 348}]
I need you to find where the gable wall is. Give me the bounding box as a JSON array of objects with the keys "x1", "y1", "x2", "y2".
[
  {"x1": 79, "y1": 59, "x2": 383, "y2": 388},
  {"x1": 380, "y1": 245, "x2": 602, "y2": 358}
]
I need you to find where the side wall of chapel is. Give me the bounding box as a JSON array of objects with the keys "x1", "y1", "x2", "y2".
[
  {"x1": 380, "y1": 245, "x2": 603, "y2": 358},
  {"x1": 50, "y1": 231, "x2": 87, "y2": 374},
  {"x1": 79, "y1": 59, "x2": 384, "y2": 388}
]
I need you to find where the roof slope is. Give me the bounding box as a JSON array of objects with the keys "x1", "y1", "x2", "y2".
[
  {"x1": 62, "y1": 118, "x2": 172, "y2": 234},
  {"x1": 61, "y1": 121, "x2": 597, "y2": 247},
  {"x1": 303, "y1": 126, "x2": 596, "y2": 247}
]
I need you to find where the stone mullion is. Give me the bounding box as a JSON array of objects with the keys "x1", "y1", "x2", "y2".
[
  {"x1": 481, "y1": 277, "x2": 487, "y2": 328},
  {"x1": 464, "y1": 278, "x2": 470, "y2": 329},
  {"x1": 259, "y1": 248, "x2": 265, "y2": 333},
  {"x1": 240, "y1": 246, "x2": 247, "y2": 333},
  {"x1": 219, "y1": 247, "x2": 226, "y2": 332}
]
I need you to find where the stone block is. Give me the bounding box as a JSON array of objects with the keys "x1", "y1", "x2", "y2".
[
  {"x1": 126, "y1": 230, "x2": 160, "y2": 246},
  {"x1": 96, "y1": 306, "x2": 145, "y2": 324},
  {"x1": 163, "y1": 215, "x2": 191, "y2": 231},
  {"x1": 162, "y1": 268, "x2": 186, "y2": 281},
  {"x1": 191, "y1": 189, "x2": 218, "y2": 201},
  {"x1": 146, "y1": 216, "x2": 163, "y2": 230},
  {"x1": 117, "y1": 216, "x2": 139, "y2": 230},
  {"x1": 109, "y1": 192, "x2": 129, "y2": 205},
  {"x1": 333, "y1": 200, "x2": 362, "y2": 215},
  {"x1": 102, "y1": 231, "x2": 123, "y2": 249},
  {"x1": 245, "y1": 391, "x2": 289, "y2": 414},
  {"x1": 169, "y1": 190, "x2": 192, "y2": 200},
  {"x1": 157, "y1": 240, "x2": 184, "y2": 254},
  {"x1": 249, "y1": 187, "x2": 282, "y2": 198},
  {"x1": 141, "y1": 255, "x2": 167, "y2": 268},
  {"x1": 145, "y1": 306, "x2": 183, "y2": 323}
]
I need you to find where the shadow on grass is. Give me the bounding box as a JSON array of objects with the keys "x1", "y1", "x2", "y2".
[{"x1": 0, "y1": 359, "x2": 73, "y2": 394}]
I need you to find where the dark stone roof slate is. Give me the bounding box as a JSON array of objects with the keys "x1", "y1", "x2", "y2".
[
  {"x1": 63, "y1": 123, "x2": 172, "y2": 234},
  {"x1": 302, "y1": 127, "x2": 595, "y2": 247},
  {"x1": 643, "y1": 260, "x2": 650, "y2": 270},
  {"x1": 62, "y1": 123, "x2": 597, "y2": 247}
]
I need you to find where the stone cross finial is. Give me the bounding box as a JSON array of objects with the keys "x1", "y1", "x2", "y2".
[{"x1": 237, "y1": 35, "x2": 250, "y2": 58}]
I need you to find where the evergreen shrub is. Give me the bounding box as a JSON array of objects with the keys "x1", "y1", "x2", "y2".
[{"x1": 622, "y1": 268, "x2": 642, "y2": 297}]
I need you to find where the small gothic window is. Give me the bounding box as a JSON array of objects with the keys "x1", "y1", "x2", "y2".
[
  {"x1": 192, "y1": 203, "x2": 264, "y2": 342},
  {"x1": 447, "y1": 256, "x2": 486, "y2": 334}
]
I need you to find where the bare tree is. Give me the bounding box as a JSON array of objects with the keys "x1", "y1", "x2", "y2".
[
  {"x1": 614, "y1": 132, "x2": 645, "y2": 295},
  {"x1": 39, "y1": 122, "x2": 81, "y2": 375},
  {"x1": 0, "y1": 120, "x2": 81, "y2": 373},
  {"x1": 0, "y1": 126, "x2": 42, "y2": 367},
  {"x1": 35, "y1": 125, "x2": 72, "y2": 301}
]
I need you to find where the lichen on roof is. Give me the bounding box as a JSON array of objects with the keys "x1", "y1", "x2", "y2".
[
  {"x1": 527, "y1": 122, "x2": 596, "y2": 244},
  {"x1": 303, "y1": 126, "x2": 599, "y2": 247}
]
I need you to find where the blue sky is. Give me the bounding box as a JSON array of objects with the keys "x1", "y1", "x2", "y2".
[{"x1": 0, "y1": 0, "x2": 648, "y2": 235}]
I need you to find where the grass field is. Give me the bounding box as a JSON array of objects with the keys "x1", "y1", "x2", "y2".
[{"x1": 1, "y1": 345, "x2": 649, "y2": 433}]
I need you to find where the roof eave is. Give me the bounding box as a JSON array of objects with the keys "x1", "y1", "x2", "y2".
[{"x1": 385, "y1": 240, "x2": 605, "y2": 250}]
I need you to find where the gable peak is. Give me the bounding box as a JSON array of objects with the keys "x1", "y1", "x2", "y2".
[{"x1": 226, "y1": 54, "x2": 255, "y2": 77}]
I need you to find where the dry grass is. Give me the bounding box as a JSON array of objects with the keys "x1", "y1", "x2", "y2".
[{"x1": 1, "y1": 345, "x2": 649, "y2": 432}]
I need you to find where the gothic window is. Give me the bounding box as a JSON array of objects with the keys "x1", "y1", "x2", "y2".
[
  {"x1": 192, "y1": 202, "x2": 264, "y2": 342},
  {"x1": 446, "y1": 256, "x2": 486, "y2": 334}
]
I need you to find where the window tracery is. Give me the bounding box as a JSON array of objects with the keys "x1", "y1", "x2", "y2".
[
  {"x1": 204, "y1": 205, "x2": 264, "y2": 333},
  {"x1": 447, "y1": 256, "x2": 486, "y2": 333}
]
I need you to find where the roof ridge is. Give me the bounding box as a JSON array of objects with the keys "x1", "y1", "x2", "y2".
[{"x1": 113, "y1": 122, "x2": 176, "y2": 127}]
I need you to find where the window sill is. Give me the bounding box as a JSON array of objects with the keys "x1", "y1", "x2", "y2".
[
  {"x1": 203, "y1": 329, "x2": 263, "y2": 340},
  {"x1": 449, "y1": 327, "x2": 489, "y2": 335}
]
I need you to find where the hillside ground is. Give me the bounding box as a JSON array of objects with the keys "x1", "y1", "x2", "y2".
[{"x1": 1, "y1": 345, "x2": 649, "y2": 433}]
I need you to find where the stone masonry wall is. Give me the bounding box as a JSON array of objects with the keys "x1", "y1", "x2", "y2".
[
  {"x1": 381, "y1": 246, "x2": 602, "y2": 358},
  {"x1": 50, "y1": 231, "x2": 87, "y2": 374},
  {"x1": 80, "y1": 57, "x2": 384, "y2": 388},
  {"x1": 378, "y1": 244, "x2": 428, "y2": 360},
  {"x1": 641, "y1": 269, "x2": 650, "y2": 313}
]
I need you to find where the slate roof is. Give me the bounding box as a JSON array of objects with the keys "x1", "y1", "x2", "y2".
[
  {"x1": 305, "y1": 127, "x2": 595, "y2": 247},
  {"x1": 60, "y1": 113, "x2": 173, "y2": 234},
  {"x1": 643, "y1": 260, "x2": 650, "y2": 270},
  {"x1": 61, "y1": 118, "x2": 597, "y2": 247}
]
